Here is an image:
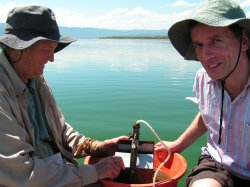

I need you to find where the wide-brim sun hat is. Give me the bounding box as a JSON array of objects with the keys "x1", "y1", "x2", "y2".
[
  {"x1": 168, "y1": 0, "x2": 250, "y2": 61},
  {"x1": 0, "y1": 5, "x2": 76, "y2": 53}
]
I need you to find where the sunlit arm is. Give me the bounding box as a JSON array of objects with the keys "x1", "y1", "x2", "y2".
[{"x1": 155, "y1": 112, "x2": 207, "y2": 153}]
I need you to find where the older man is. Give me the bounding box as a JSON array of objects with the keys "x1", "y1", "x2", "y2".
[{"x1": 0, "y1": 5, "x2": 126, "y2": 187}]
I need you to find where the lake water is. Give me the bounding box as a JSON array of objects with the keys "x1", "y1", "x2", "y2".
[{"x1": 44, "y1": 39, "x2": 205, "y2": 186}]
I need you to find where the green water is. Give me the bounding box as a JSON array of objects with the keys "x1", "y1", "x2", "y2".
[{"x1": 44, "y1": 39, "x2": 205, "y2": 186}]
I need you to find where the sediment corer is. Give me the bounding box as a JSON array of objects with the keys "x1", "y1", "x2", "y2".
[
  {"x1": 84, "y1": 120, "x2": 186, "y2": 186},
  {"x1": 129, "y1": 122, "x2": 140, "y2": 183}
]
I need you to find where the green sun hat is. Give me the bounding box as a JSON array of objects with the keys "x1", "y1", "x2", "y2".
[{"x1": 168, "y1": 0, "x2": 250, "y2": 61}]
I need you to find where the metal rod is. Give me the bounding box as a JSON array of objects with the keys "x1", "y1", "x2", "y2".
[{"x1": 129, "y1": 122, "x2": 140, "y2": 183}]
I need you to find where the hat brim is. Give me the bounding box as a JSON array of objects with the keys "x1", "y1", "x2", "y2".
[
  {"x1": 0, "y1": 34, "x2": 76, "y2": 53},
  {"x1": 168, "y1": 18, "x2": 250, "y2": 61}
]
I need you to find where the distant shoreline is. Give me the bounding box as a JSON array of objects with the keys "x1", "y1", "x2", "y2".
[{"x1": 99, "y1": 36, "x2": 168, "y2": 40}]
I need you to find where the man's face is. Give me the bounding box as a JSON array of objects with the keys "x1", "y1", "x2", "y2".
[
  {"x1": 13, "y1": 40, "x2": 58, "y2": 82},
  {"x1": 190, "y1": 24, "x2": 245, "y2": 80}
]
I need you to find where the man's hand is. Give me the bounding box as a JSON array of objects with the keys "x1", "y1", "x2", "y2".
[
  {"x1": 155, "y1": 140, "x2": 179, "y2": 153},
  {"x1": 101, "y1": 136, "x2": 128, "y2": 156},
  {"x1": 94, "y1": 156, "x2": 125, "y2": 180}
]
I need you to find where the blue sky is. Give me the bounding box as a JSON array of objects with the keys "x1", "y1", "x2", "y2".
[{"x1": 1, "y1": 0, "x2": 250, "y2": 30}]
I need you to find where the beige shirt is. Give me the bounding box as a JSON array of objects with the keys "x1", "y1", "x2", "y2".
[{"x1": 0, "y1": 48, "x2": 97, "y2": 187}]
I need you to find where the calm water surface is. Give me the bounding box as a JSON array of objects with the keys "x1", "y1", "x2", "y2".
[{"x1": 44, "y1": 39, "x2": 205, "y2": 186}]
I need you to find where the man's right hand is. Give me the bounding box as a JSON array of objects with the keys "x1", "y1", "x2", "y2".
[{"x1": 94, "y1": 156, "x2": 125, "y2": 180}]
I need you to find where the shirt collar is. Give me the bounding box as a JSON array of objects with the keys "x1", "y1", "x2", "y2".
[
  {"x1": 0, "y1": 48, "x2": 26, "y2": 97},
  {"x1": 205, "y1": 69, "x2": 250, "y2": 90},
  {"x1": 244, "y1": 76, "x2": 250, "y2": 89}
]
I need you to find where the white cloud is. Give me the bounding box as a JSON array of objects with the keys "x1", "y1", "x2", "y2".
[
  {"x1": 107, "y1": 8, "x2": 129, "y2": 16},
  {"x1": 125, "y1": 7, "x2": 152, "y2": 16},
  {"x1": 169, "y1": 0, "x2": 197, "y2": 7},
  {"x1": 0, "y1": 3, "x2": 193, "y2": 30},
  {"x1": 53, "y1": 7, "x2": 161, "y2": 29},
  {"x1": 240, "y1": 0, "x2": 250, "y2": 7},
  {"x1": 0, "y1": 3, "x2": 34, "y2": 22},
  {"x1": 246, "y1": 11, "x2": 250, "y2": 17},
  {"x1": 54, "y1": 6, "x2": 194, "y2": 30}
]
